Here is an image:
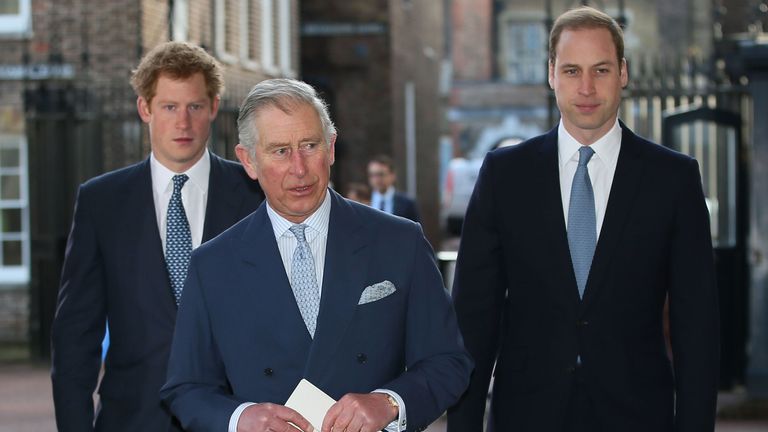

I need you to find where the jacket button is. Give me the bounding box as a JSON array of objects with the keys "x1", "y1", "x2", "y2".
[
  {"x1": 356, "y1": 353, "x2": 367, "y2": 364},
  {"x1": 264, "y1": 368, "x2": 274, "y2": 376},
  {"x1": 577, "y1": 320, "x2": 589, "y2": 327},
  {"x1": 567, "y1": 366, "x2": 576, "y2": 373}
]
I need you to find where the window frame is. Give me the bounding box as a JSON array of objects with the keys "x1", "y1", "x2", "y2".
[
  {"x1": 0, "y1": 134, "x2": 30, "y2": 285},
  {"x1": 0, "y1": 0, "x2": 32, "y2": 37}
]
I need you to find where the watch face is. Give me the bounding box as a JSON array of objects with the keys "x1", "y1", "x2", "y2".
[{"x1": 387, "y1": 395, "x2": 399, "y2": 408}]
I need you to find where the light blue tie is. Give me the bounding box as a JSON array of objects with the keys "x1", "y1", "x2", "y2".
[
  {"x1": 568, "y1": 146, "x2": 596, "y2": 299},
  {"x1": 289, "y1": 224, "x2": 321, "y2": 337},
  {"x1": 166, "y1": 174, "x2": 192, "y2": 305}
]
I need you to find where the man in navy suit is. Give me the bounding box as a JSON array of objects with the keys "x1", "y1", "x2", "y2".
[
  {"x1": 161, "y1": 78, "x2": 472, "y2": 432},
  {"x1": 368, "y1": 155, "x2": 420, "y2": 223},
  {"x1": 447, "y1": 7, "x2": 719, "y2": 432},
  {"x1": 51, "y1": 42, "x2": 263, "y2": 432}
]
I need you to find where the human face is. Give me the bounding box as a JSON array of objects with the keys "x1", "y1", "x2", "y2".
[
  {"x1": 367, "y1": 161, "x2": 395, "y2": 194},
  {"x1": 137, "y1": 73, "x2": 220, "y2": 172},
  {"x1": 548, "y1": 27, "x2": 628, "y2": 145},
  {"x1": 235, "y1": 103, "x2": 336, "y2": 223}
]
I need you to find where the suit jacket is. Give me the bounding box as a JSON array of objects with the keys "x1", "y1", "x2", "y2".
[
  {"x1": 51, "y1": 153, "x2": 264, "y2": 432},
  {"x1": 393, "y1": 192, "x2": 420, "y2": 223},
  {"x1": 447, "y1": 124, "x2": 719, "y2": 432},
  {"x1": 160, "y1": 189, "x2": 472, "y2": 432}
]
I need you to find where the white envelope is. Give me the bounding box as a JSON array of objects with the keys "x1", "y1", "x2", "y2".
[{"x1": 285, "y1": 379, "x2": 336, "y2": 431}]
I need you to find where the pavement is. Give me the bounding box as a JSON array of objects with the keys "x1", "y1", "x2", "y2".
[{"x1": 1, "y1": 362, "x2": 766, "y2": 431}]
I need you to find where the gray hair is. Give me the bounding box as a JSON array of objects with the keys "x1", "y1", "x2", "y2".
[{"x1": 237, "y1": 78, "x2": 337, "y2": 155}]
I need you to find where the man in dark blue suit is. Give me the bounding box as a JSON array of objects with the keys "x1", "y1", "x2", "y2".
[
  {"x1": 51, "y1": 42, "x2": 263, "y2": 432},
  {"x1": 368, "y1": 155, "x2": 420, "y2": 223},
  {"x1": 161, "y1": 78, "x2": 472, "y2": 432},
  {"x1": 448, "y1": 7, "x2": 719, "y2": 432}
]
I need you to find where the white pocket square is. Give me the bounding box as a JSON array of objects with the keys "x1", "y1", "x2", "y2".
[{"x1": 358, "y1": 280, "x2": 396, "y2": 305}]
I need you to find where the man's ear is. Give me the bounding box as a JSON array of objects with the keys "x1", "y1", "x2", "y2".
[
  {"x1": 235, "y1": 144, "x2": 258, "y2": 180},
  {"x1": 620, "y1": 58, "x2": 629, "y2": 88},
  {"x1": 137, "y1": 97, "x2": 152, "y2": 123},
  {"x1": 548, "y1": 61, "x2": 555, "y2": 90},
  {"x1": 210, "y1": 95, "x2": 221, "y2": 120},
  {"x1": 328, "y1": 134, "x2": 337, "y2": 166}
]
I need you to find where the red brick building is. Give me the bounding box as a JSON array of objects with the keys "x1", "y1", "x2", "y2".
[{"x1": 0, "y1": 0, "x2": 298, "y2": 353}]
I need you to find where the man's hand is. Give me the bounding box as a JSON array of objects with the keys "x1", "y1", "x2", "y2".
[
  {"x1": 238, "y1": 403, "x2": 314, "y2": 432},
  {"x1": 321, "y1": 393, "x2": 397, "y2": 432}
]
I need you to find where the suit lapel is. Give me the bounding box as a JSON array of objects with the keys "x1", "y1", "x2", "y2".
[
  {"x1": 120, "y1": 159, "x2": 178, "y2": 313},
  {"x1": 237, "y1": 207, "x2": 314, "y2": 350},
  {"x1": 537, "y1": 128, "x2": 583, "y2": 305},
  {"x1": 202, "y1": 154, "x2": 244, "y2": 242},
  {"x1": 304, "y1": 191, "x2": 368, "y2": 380},
  {"x1": 580, "y1": 124, "x2": 648, "y2": 312}
]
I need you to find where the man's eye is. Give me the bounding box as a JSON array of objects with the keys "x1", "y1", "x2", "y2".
[
  {"x1": 189, "y1": 104, "x2": 203, "y2": 111},
  {"x1": 163, "y1": 105, "x2": 176, "y2": 111},
  {"x1": 275, "y1": 147, "x2": 289, "y2": 156}
]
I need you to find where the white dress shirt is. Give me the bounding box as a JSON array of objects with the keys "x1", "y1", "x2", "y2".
[
  {"x1": 150, "y1": 150, "x2": 210, "y2": 251},
  {"x1": 229, "y1": 190, "x2": 406, "y2": 432},
  {"x1": 558, "y1": 120, "x2": 622, "y2": 239},
  {"x1": 371, "y1": 186, "x2": 395, "y2": 213}
]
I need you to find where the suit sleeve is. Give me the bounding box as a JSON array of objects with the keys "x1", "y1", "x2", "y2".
[
  {"x1": 160, "y1": 254, "x2": 244, "y2": 432},
  {"x1": 51, "y1": 185, "x2": 107, "y2": 432},
  {"x1": 447, "y1": 153, "x2": 508, "y2": 431},
  {"x1": 668, "y1": 158, "x2": 720, "y2": 432},
  {"x1": 379, "y1": 222, "x2": 473, "y2": 431}
]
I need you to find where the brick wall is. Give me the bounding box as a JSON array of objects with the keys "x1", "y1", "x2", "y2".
[{"x1": 0, "y1": 287, "x2": 28, "y2": 343}]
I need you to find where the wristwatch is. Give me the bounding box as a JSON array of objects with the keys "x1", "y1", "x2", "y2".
[{"x1": 385, "y1": 394, "x2": 399, "y2": 414}]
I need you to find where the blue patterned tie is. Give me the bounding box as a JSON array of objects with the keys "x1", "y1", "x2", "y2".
[
  {"x1": 166, "y1": 174, "x2": 192, "y2": 305},
  {"x1": 289, "y1": 224, "x2": 321, "y2": 337},
  {"x1": 568, "y1": 146, "x2": 596, "y2": 299}
]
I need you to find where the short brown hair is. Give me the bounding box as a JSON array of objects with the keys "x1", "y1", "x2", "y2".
[
  {"x1": 549, "y1": 6, "x2": 624, "y2": 65},
  {"x1": 130, "y1": 41, "x2": 224, "y2": 104},
  {"x1": 368, "y1": 154, "x2": 395, "y2": 173}
]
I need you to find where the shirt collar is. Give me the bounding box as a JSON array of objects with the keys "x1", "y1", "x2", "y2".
[
  {"x1": 558, "y1": 120, "x2": 622, "y2": 169},
  {"x1": 150, "y1": 149, "x2": 211, "y2": 195},
  {"x1": 267, "y1": 189, "x2": 332, "y2": 243},
  {"x1": 372, "y1": 186, "x2": 395, "y2": 201}
]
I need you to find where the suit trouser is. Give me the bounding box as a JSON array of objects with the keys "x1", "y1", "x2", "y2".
[{"x1": 565, "y1": 366, "x2": 598, "y2": 432}]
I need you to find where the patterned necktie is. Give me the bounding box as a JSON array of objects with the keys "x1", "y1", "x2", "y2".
[
  {"x1": 166, "y1": 174, "x2": 192, "y2": 305},
  {"x1": 568, "y1": 146, "x2": 596, "y2": 299},
  {"x1": 289, "y1": 224, "x2": 321, "y2": 337}
]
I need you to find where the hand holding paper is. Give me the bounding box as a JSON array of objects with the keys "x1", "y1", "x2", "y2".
[
  {"x1": 237, "y1": 403, "x2": 313, "y2": 432},
  {"x1": 284, "y1": 379, "x2": 336, "y2": 431},
  {"x1": 321, "y1": 392, "x2": 397, "y2": 432}
]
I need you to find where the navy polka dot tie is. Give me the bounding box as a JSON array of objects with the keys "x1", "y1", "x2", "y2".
[
  {"x1": 568, "y1": 146, "x2": 596, "y2": 299},
  {"x1": 289, "y1": 224, "x2": 320, "y2": 337},
  {"x1": 166, "y1": 174, "x2": 192, "y2": 305}
]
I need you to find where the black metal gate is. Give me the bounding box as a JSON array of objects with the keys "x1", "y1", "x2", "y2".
[{"x1": 662, "y1": 107, "x2": 748, "y2": 389}]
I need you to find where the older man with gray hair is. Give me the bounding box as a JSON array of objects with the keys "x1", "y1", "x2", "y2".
[{"x1": 161, "y1": 78, "x2": 472, "y2": 432}]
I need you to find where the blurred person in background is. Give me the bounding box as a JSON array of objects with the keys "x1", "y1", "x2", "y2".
[
  {"x1": 368, "y1": 155, "x2": 420, "y2": 223},
  {"x1": 345, "y1": 181, "x2": 372, "y2": 206}
]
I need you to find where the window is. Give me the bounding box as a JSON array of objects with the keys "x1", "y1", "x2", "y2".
[
  {"x1": 260, "y1": 0, "x2": 277, "y2": 74},
  {"x1": 500, "y1": 19, "x2": 546, "y2": 84},
  {"x1": 0, "y1": 134, "x2": 29, "y2": 284},
  {"x1": 224, "y1": 0, "x2": 293, "y2": 74},
  {"x1": 215, "y1": 0, "x2": 238, "y2": 63},
  {"x1": 240, "y1": 0, "x2": 260, "y2": 69},
  {"x1": 277, "y1": 0, "x2": 293, "y2": 76},
  {"x1": 172, "y1": 0, "x2": 189, "y2": 41},
  {"x1": 0, "y1": 0, "x2": 31, "y2": 36}
]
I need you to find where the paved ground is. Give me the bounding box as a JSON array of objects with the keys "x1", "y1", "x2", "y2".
[{"x1": 1, "y1": 362, "x2": 766, "y2": 431}]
